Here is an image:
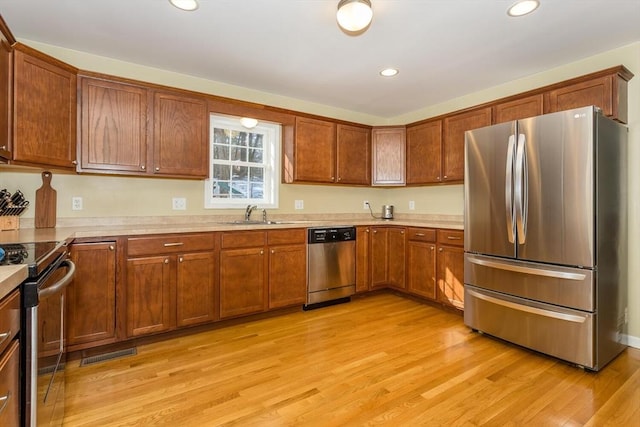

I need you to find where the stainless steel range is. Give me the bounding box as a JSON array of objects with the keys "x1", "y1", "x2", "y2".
[{"x1": 1, "y1": 240, "x2": 76, "y2": 426}]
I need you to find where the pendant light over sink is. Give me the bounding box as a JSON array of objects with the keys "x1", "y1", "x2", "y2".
[{"x1": 336, "y1": 0, "x2": 373, "y2": 33}]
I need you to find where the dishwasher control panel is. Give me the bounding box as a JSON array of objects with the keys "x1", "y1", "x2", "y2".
[{"x1": 308, "y1": 227, "x2": 356, "y2": 244}]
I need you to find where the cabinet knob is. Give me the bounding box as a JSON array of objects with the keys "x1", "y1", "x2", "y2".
[
  {"x1": 437, "y1": 176, "x2": 441, "y2": 181},
  {"x1": 141, "y1": 165, "x2": 146, "y2": 170},
  {"x1": 430, "y1": 246, "x2": 435, "y2": 251},
  {"x1": 271, "y1": 249, "x2": 275, "y2": 254},
  {"x1": 443, "y1": 175, "x2": 448, "y2": 179},
  {"x1": 155, "y1": 167, "x2": 160, "y2": 172},
  {"x1": 0, "y1": 145, "x2": 6, "y2": 150},
  {"x1": 337, "y1": 177, "x2": 341, "y2": 182},
  {"x1": 72, "y1": 160, "x2": 78, "y2": 165},
  {"x1": 331, "y1": 176, "x2": 335, "y2": 181},
  {"x1": 400, "y1": 231, "x2": 405, "y2": 235},
  {"x1": 260, "y1": 250, "x2": 264, "y2": 255},
  {"x1": 373, "y1": 230, "x2": 377, "y2": 234},
  {"x1": 365, "y1": 229, "x2": 370, "y2": 233},
  {"x1": 179, "y1": 257, "x2": 183, "y2": 263},
  {"x1": 164, "y1": 258, "x2": 169, "y2": 264},
  {"x1": 438, "y1": 248, "x2": 443, "y2": 252},
  {"x1": 109, "y1": 245, "x2": 114, "y2": 251}
]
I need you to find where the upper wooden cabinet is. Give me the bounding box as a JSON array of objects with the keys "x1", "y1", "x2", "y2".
[
  {"x1": 336, "y1": 124, "x2": 370, "y2": 185},
  {"x1": 79, "y1": 76, "x2": 149, "y2": 174},
  {"x1": 0, "y1": 30, "x2": 12, "y2": 161},
  {"x1": 545, "y1": 66, "x2": 633, "y2": 123},
  {"x1": 288, "y1": 117, "x2": 370, "y2": 185},
  {"x1": 406, "y1": 120, "x2": 442, "y2": 185},
  {"x1": 372, "y1": 126, "x2": 406, "y2": 186},
  {"x1": 292, "y1": 116, "x2": 336, "y2": 183},
  {"x1": 152, "y1": 91, "x2": 209, "y2": 178},
  {"x1": 442, "y1": 107, "x2": 491, "y2": 182},
  {"x1": 78, "y1": 74, "x2": 209, "y2": 178},
  {"x1": 12, "y1": 44, "x2": 77, "y2": 170},
  {"x1": 493, "y1": 94, "x2": 544, "y2": 124}
]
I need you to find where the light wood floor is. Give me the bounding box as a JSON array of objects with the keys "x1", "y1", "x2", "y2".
[{"x1": 63, "y1": 293, "x2": 640, "y2": 426}]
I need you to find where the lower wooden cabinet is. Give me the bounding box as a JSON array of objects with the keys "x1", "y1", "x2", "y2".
[
  {"x1": 219, "y1": 246, "x2": 267, "y2": 318},
  {"x1": 370, "y1": 226, "x2": 406, "y2": 290},
  {"x1": 67, "y1": 242, "x2": 117, "y2": 348},
  {"x1": 268, "y1": 243, "x2": 306, "y2": 309},
  {"x1": 126, "y1": 233, "x2": 217, "y2": 338},
  {"x1": 0, "y1": 340, "x2": 19, "y2": 427},
  {"x1": 355, "y1": 226, "x2": 370, "y2": 293},
  {"x1": 406, "y1": 228, "x2": 437, "y2": 300},
  {"x1": 436, "y1": 229, "x2": 465, "y2": 310}
]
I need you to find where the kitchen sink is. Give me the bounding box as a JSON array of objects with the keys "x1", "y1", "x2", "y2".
[{"x1": 217, "y1": 220, "x2": 298, "y2": 226}]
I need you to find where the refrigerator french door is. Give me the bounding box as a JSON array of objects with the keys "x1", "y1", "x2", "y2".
[{"x1": 463, "y1": 106, "x2": 628, "y2": 371}]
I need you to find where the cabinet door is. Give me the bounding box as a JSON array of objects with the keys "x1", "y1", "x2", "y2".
[
  {"x1": 370, "y1": 227, "x2": 388, "y2": 288},
  {"x1": 407, "y1": 241, "x2": 437, "y2": 300},
  {"x1": 387, "y1": 228, "x2": 406, "y2": 290},
  {"x1": 37, "y1": 267, "x2": 67, "y2": 356},
  {"x1": 294, "y1": 116, "x2": 336, "y2": 183},
  {"x1": 153, "y1": 91, "x2": 209, "y2": 178},
  {"x1": 336, "y1": 124, "x2": 370, "y2": 185},
  {"x1": 406, "y1": 120, "x2": 442, "y2": 184},
  {"x1": 0, "y1": 340, "x2": 19, "y2": 427},
  {"x1": 80, "y1": 77, "x2": 149, "y2": 174},
  {"x1": 67, "y1": 242, "x2": 116, "y2": 347},
  {"x1": 13, "y1": 48, "x2": 76, "y2": 169},
  {"x1": 219, "y1": 247, "x2": 266, "y2": 318},
  {"x1": 176, "y1": 252, "x2": 216, "y2": 327},
  {"x1": 268, "y1": 244, "x2": 306, "y2": 309},
  {"x1": 437, "y1": 245, "x2": 465, "y2": 309},
  {"x1": 355, "y1": 226, "x2": 370, "y2": 293},
  {"x1": 442, "y1": 107, "x2": 491, "y2": 182},
  {"x1": 493, "y1": 94, "x2": 543, "y2": 124},
  {"x1": 0, "y1": 37, "x2": 11, "y2": 160},
  {"x1": 372, "y1": 127, "x2": 406, "y2": 186},
  {"x1": 546, "y1": 76, "x2": 613, "y2": 119},
  {"x1": 126, "y1": 255, "x2": 175, "y2": 337}
]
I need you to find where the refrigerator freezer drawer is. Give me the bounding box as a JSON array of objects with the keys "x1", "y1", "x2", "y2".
[
  {"x1": 465, "y1": 253, "x2": 595, "y2": 311},
  {"x1": 464, "y1": 285, "x2": 595, "y2": 369}
]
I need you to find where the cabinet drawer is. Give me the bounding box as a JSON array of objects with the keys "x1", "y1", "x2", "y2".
[
  {"x1": 128, "y1": 233, "x2": 215, "y2": 256},
  {"x1": 221, "y1": 231, "x2": 266, "y2": 249},
  {"x1": 0, "y1": 340, "x2": 19, "y2": 427},
  {"x1": 0, "y1": 290, "x2": 20, "y2": 356},
  {"x1": 407, "y1": 228, "x2": 436, "y2": 242},
  {"x1": 267, "y1": 229, "x2": 306, "y2": 246},
  {"x1": 437, "y1": 229, "x2": 464, "y2": 246}
]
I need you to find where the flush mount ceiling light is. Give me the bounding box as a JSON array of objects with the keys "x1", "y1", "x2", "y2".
[
  {"x1": 240, "y1": 117, "x2": 258, "y2": 129},
  {"x1": 337, "y1": 0, "x2": 373, "y2": 32},
  {"x1": 169, "y1": 0, "x2": 199, "y2": 12},
  {"x1": 507, "y1": 0, "x2": 540, "y2": 17},
  {"x1": 380, "y1": 68, "x2": 399, "y2": 77}
]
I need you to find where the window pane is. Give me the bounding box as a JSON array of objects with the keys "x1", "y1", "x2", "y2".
[
  {"x1": 249, "y1": 133, "x2": 264, "y2": 149},
  {"x1": 250, "y1": 183, "x2": 264, "y2": 198},
  {"x1": 230, "y1": 182, "x2": 248, "y2": 198},
  {"x1": 250, "y1": 167, "x2": 264, "y2": 182},
  {"x1": 232, "y1": 165, "x2": 248, "y2": 180},
  {"x1": 213, "y1": 144, "x2": 229, "y2": 160},
  {"x1": 213, "y1": 164, "x2": 230, "y2": 180},
  {"x1": 231, "y1": 131, "x2": 248, "y2": 147},
  {"x1": 248, "y1": 148, "x2": 263, "y2": 163},
  {"x1": 213, "y1": 128, "x2": 230, "y2": 144},
  {"x1": 212, "y1": 180, "x2": 230, "y2": 197},
  {"x1": 230, "y1": 147, "x2": 247, "y2": 162}
]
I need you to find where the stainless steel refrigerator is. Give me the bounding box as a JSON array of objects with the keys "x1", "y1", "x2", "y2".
[{"x1": 463, "y1": 106, "x2": 628, "y2": 371}]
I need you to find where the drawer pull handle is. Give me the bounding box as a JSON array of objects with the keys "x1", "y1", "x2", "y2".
[
  {"x1": 447, "y1": 236, "x2": 462, "y2": 240},
  {"x1": 0, "y1": 330, "x2": 11, "y2": 347},
  {"x1": 0, "y1": 391, "x2": 10, "y2": 415},
  {"x1": 415, "y1": 233, "x2": 425, "y2": 237},
  {"x1": 163, "y1": 242, "x2": 184, "y2": 247}
]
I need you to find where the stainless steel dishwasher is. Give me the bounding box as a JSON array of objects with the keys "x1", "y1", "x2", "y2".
[{"x1": 305, "y1": 226, "x2": 356, "y2": 309}]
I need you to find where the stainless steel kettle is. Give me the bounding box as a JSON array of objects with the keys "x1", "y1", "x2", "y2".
[{"x1": 382, "y1": 205, "x2": 394, "y2": 219}]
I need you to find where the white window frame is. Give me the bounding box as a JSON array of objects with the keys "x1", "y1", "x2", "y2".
[{"x1": 204, "y1": 115, "x2": 280, "y2": 209}]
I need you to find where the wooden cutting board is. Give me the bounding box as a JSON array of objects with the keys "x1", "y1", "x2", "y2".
[{"x1": 35, "y1": 171, "x2": 57, "y2": 228}]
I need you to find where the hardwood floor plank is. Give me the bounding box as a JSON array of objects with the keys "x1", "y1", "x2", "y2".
[{"x1": 63, "y1": 293, "x2": 640, "y2": 426}]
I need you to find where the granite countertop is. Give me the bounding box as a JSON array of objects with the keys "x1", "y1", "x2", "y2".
[{"x1": 0, "y1": 214, "x2": 463, "y2": 299}]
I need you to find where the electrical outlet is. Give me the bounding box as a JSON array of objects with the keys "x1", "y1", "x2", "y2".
[
  {"x1": 363, "y1": 200, "x2": 369, "y2": 210},
  {"x1": 409, "y1": 200, "x2": 415, "y2": 210},
  {"x1": 72, "y1": 197, "x2": 83, "y2": 211},
  {"x1": 172, "y1": 197, "x2": 186, "y2": 210},
  {"x1": 295, "y1": 200, "x2": 304, "y2": 210}
]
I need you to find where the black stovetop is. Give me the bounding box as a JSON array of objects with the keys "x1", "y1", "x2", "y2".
[{"x1": 0, "y1": 241, "x2": 65, "y2": 277}]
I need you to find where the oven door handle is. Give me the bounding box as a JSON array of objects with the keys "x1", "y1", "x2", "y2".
[{"x1": 38, "y1": 260, "x2": 76, "y2": 300}]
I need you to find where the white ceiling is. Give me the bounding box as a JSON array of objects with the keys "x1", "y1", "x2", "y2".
[{"x1": 1, "y1": 0, "x2": 639, "y2": 118}]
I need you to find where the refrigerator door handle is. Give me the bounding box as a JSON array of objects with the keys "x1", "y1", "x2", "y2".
[
  {"x1": 505, "y1": 135, "x2": 516, "y2": 243},
  {"x1": 466, "y1": 255, "x2": 587, "y2": 280},
  {"x1": 514, "y1": 133, "x2": 528, "y2": 244},
  {"x1": 467, "y1": 288, "x2": 588, "y2": 323}
]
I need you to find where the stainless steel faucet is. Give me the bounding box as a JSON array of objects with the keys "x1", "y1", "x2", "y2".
[{"x1": 245, "y1": 204, "x2": 257, "y2": 221}]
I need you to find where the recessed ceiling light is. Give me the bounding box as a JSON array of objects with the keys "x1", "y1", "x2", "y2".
[
  {"x1": 380, "y1": 68, "x2": 399, "y2": 77},
  {"x1": 507, "y1": 0, "x2": 540, "y2": 17},
  {"x1": 169, "y1": 0, "x2": 199, "y2": 12}
]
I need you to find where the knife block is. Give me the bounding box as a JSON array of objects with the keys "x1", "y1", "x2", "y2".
[{"x1": 0, "y1": 216, "x2": 19, "y2": 230}]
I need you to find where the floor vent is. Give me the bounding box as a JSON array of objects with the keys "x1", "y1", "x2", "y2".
[{"x1": 80, "y1": 347, "x2": 137, "y2": 366}]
